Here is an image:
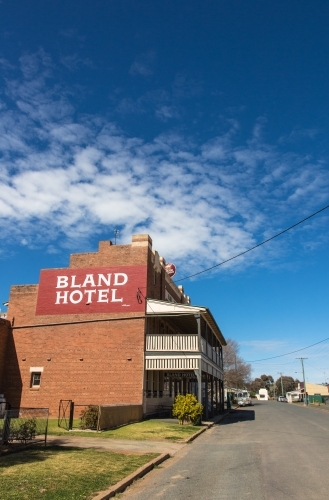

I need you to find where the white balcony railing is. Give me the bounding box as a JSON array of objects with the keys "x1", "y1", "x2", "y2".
[
  {"x1": 200, "y1": 338, "x2": 223, "y2": 368},
  {"x1": 146, "y1": 335, "x2": 223, "y2": 369},
  {"x1": 146, "y1": 335, "x2": 198, "y2": 352}
]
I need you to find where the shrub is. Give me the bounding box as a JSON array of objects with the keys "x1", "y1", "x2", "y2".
[
  {"x1": 79, "y1": 405, "x2": 99, "y2": 430},
  {"x1": 12, "y1": 418, "x2": 37, "y2": 443},
  {"x1": 172, "y1": 394, "x2": 203, "y2": 425}
]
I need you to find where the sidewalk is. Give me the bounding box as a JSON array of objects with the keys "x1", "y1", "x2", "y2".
[
  {"x1": 47, "y1": 412, "x2": 230, "y2": 456},
  {"x1": 47, "y1": 435, "x2": 185, "y2": 456},
  {"x1": 295, "y1": 403, "x2": 329, "y2": 412}
]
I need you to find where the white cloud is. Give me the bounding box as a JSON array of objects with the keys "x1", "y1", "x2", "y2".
[
  {"x1": 47, "y1": 245, "x2": 61, "y2": 254},
  {"x1": 60, "y1": 54, "x2": 93, "y2": 71},
  {"x1": 240, "y1": 340, "x2": 287, "y2": 352},
  {"x1": 155, "y1": 105, "x2": 180, "y2": 121},
  {"x1": 129, "y1": 51, "x2": 156, "y2": 77},
  {"x1": 0, "y1": 52, "x2": 329, "y2": 277}
]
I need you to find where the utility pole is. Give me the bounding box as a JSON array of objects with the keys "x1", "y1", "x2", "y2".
[
  {"x1": 235, "y1": 355, "x2": 238, "y2": 390},
  {"x1": 272, "y1": 382, "x2": 276, "y2": 399},
  {"x1": 296, "y1": 358, "x2": 308, "y2": 405},
  {"x1": 114, "y1": 229, "x2": 119, "y2": 245},
  {"x1": 278, "y1": 372, "x2": 284, "y2": 396}
]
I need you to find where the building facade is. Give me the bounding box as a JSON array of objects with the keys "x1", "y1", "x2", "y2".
[
  {"x1": 298, "y1": 382, "x2": 329, "y2": 397},
  {"x1": 256, "y1": 388, "x2": 269, "y2": 400},
  {"x1": 0, "y1": 234, "x2": 226, "y2": 420}
]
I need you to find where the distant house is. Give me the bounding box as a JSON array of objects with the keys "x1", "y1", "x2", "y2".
[
  {"x1": 287, "y1": 384, "x2": 329, "y2": 404},
  {"x1": 298, "y1": 382, "x2": 329, "y2": 397},
  {"x1": 286, "y1": 391, "x2": 302, "y2": 403},
  {"x1": 256, "y1": 388, "x2": 268, "y2": 400}
]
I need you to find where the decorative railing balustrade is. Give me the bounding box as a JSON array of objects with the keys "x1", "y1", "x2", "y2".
[
  {"x1": 146, "y1": 335, "x2": 223, "y2": 369},
  {"x1": 146, "y1": 334, "x2": 198, "y2": 352},
  {"x1": 200, "y1": 338, "x2": 223, "y2": 368}
]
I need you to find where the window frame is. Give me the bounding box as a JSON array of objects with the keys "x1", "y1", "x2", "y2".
[{"x1": 30, "y1": 371, "x2": 42, "y2": 388}]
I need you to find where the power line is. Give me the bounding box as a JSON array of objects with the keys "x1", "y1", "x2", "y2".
[
  {"x1": 306, "y1": 361, "x2": 329, "y2": 374},
  {"x1": 250, "y1": 360, "x2": 300, "y2": 367},
  {"x1": 246, "y1": 336, "x2": 329, "y2": 363},
  {"x1": 175, "y1": 203, "x2": 329, "y2": 283},
  {"x1": 307, "y1": 341, "x2": 329, "y2": 356}
]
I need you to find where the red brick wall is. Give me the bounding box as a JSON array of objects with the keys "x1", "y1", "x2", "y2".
[
  {"x1": 0, "y1": 318, "x2": 10, "y2": 392},
  {"x1": 70, "y1": 236, "x2": 150, "y2": 268},
  {"x1": 2, "y1": 315, "x2": 145, "y2": 416},
  {"x1": 3, "y1": 234, "x2": 186, "y2": 416},
  {"x1": 3, "y1": 235, "x2": 154, "y2": 416}
]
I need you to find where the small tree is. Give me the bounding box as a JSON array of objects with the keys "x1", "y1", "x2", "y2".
[
  {"x1": 172, "y1": 394, "x2": 203, "y2": 425},
  {"x1": 223, "y1": 338, "x2": 251, "y2": 388}
]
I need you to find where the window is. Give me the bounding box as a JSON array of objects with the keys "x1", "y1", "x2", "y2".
[{"x1": 31, "y1": 372, "x2": 41, "y2": 388}]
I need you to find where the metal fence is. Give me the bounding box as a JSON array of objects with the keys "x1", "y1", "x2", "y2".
[
  {"x1": 308, "y1": 395, "x2": 329, "y2": 405},
  {"x1": 58, "y1": 400, "x2": 100, "y2": 430},
  {"x1": 58, "y1": 399, "x2": 74, "y2": 431},
  {"x1": 0, "y1": 408, "x2": 49, "y2": 451}
]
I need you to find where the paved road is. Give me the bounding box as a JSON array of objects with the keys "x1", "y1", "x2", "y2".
[{"x1": 121, "y1": 401, "x2": 329, "y2": 499}]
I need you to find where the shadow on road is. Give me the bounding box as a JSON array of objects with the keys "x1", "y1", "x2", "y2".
[{"x1": 218, "y1": 409, "x2": 255, "y2": 425}]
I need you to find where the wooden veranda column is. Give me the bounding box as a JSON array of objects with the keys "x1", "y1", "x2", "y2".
[
  {"x1": 220, "y1": 379, "x2": 224, "y2": 412},
  {"x1": 195, "y1": 314, "x2": 202, "y2": 406},
  {"x1": 210, "y1": 373, "x2": 214, "y2": 417}
]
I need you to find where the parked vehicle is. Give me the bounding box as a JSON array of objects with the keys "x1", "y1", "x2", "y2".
[
  {"x1": 236, "y1": 390, "x2": 252, "y2": 406},
  {"x1": 277, "y1": 396, "x2": 288, "y2": 402}
]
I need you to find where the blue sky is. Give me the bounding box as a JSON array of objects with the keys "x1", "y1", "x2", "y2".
[{"x1": 1, "y1": 0, "x2": 329, "y2": 384}]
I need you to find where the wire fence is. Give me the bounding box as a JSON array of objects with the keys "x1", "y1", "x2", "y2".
[
  {"x1": 0, "y1": 407, "x2": 49, "y2": 453},
  {"x1": 58, "y1": 400, "x2": 100, "y2": 430}
]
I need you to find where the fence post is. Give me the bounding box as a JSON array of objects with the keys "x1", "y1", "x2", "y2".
[
  {"x1": 97, "y1": 405, "x2": 101, "y2": 432},
  {"x1": 2, "y1": 411, "x2": 11, "y2": 444},
  {"x1": 44, "y1": 409, "x2": 49, "y2": 447},
  {"x1": 69, "y1": 401, "x2": 74, "y2": 430},
  {"x1": 58, "y1": 400, "x2": 61, "y2": 428}
]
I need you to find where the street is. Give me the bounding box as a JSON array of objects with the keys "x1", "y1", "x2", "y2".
[{"x1": 121, "y1": 401, "x2": 329, "y2": 499}]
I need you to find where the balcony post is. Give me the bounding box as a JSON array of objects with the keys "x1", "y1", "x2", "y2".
[
  {"x1": 195, "y1": 314, "x2": 202, "y2": 405},
  {"x1": 220, "y1": 379, "x2": 224, "y2": 413}
]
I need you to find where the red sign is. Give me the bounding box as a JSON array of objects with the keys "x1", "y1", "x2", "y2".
[
  {"x1": 36, "y1": 265, "x2": 147, "y2": 315},
  {"x1": 165, "y1": 263, "x2": 176, "y2": 278}
]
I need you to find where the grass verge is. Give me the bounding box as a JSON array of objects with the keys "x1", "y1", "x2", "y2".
[
  {"x1": 48, "y1": 418, "x2": 202, "y2": 441},
  {"x1": 0, "y1": 445, "x2": 158, "y2": 500}
]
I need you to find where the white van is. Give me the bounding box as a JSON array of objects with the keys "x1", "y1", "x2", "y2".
[{"x1": 236, "y1": 390, "x2": 252, "y2": 406}]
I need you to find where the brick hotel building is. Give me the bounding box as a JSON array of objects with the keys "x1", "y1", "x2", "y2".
[{"x1": 0, "y1": 234, "x2": 226, "y2": 420}]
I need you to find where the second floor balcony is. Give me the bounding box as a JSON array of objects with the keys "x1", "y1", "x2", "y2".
[
  {"x1": 145, "y1": 333, "x2": 223, "y2": 369},
  {"x1": 146, "y1": 299, "x2": 225, "y2": 371}
]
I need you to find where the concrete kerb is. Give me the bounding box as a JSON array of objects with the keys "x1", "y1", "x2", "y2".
[
  {"x1": 183, "y1": 411, "x2": 230, "y2": 443},
  {"x1": 92, "y1": 412, "x2": 231, "y2": 499},
  {"x1": 92, "y1": 453, "x2": 170, "y2": 500}
]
